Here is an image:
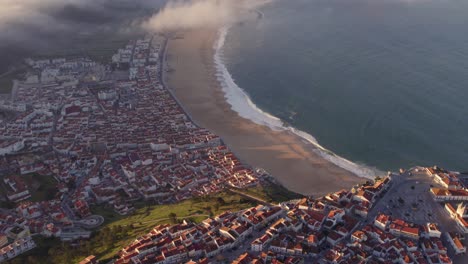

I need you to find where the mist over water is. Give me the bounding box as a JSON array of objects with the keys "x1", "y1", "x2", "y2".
[{"x1": 222, "y1": 0, "x2": 468, "y2": 172}]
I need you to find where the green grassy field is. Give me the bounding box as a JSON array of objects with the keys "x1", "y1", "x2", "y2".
[
  {"x1": 239, "y1": 182, "x2": 304, "y2": 203},
  {"x1": 84, "y1": 183, "x2": 302, "y2": 262},
  {"x1": 5, "y1": 191, "x2": 256, "y2": 264},
  {"x1": 4, "y1": 182, "x2": 298, "y2": 264},
  {"x1": 85, "y1": 192, "x2": 256, "y2": 262}
]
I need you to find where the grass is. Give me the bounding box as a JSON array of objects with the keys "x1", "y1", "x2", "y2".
[
  {"x1": 241, "y1": 182, "x2": 304, "y2": 203},
  {"x1": 21, "y1": 173, "x2": 59, "y2": 202},
  {"x1": 69, "y1": 192, "x2": 256, "y2": 263},
  {"x1": 7, "y1": 182, "x2": 298, "y2": 264},
  {"x1": 84, "y1": 183, "x2": 300, "y2": 262}
]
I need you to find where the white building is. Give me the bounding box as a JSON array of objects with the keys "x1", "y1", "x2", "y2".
[
  {"x1": 0, "y1": 237, "x2": 36, "y2": 262},
  {"x1": 150, "y1": 143, "x2": 170, "y2": 151},
  {"x1": 0, "y1": 140, "x2": 25, "y2": 156},
  {"x1": 425, "y1": 223, "x2": 442, "y2": 238},
  {"x1": 41, "y1": 68, "x2": 60, "y2": 83},
  {"x1": 98, "y1": 90, "x2": 117, "y2": 100},
  {"x1": 445, "y1": 203, "x2": 468, "y2": 234},
  {"x1": 0, "y1": 101, "x2": 27, "y2": 112},
  {"x1": 431, "y1": 188, "x2": 468, "y2": 202},
  {"x1": 25, "y1": 75, "x2": 39, "y2": 84}
]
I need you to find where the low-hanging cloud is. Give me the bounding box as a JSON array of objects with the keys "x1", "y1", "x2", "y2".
[
  {"x1": 0, "y1": 0, "x2": 70, "y2": 36},
  {"x1": 0, "y1": 0, "x2": 269, "y2": 73},
  {"x1": 0, "y1": 0, "x2": 166, "y2": 73},
  {"x1": 0, "y1": 0, "x2": 165, "y2": 45},
  {"x1": 0, "y1": 0, "x2": 269, "y2": 48},
  {"x1": 142, "y1": 0, "x2": 272, "y2": 32}
]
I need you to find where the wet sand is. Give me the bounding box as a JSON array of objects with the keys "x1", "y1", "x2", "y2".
[{"x1": 165, "y1": 28, "x2": 365, "y2": 196}]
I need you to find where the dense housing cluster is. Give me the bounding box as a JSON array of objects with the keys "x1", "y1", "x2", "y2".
[
  {"x1": 0, "y1": 35, "x2": 262, "y2": 262},
  {"x1": 90, "y1": 169, "x2": 467, "y2": 264},
  {"x1": 1, "y1": 33, "x2": 467, "y2": 263}
]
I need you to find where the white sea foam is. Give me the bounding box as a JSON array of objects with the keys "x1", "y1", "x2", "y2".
[{"x1": 213, "y1": 25, "x2": 383, "y2": 180}]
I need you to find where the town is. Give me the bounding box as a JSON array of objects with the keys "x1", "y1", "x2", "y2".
[
  {"x1": 0, "y1": 34, "x2": 466, "y2": 264},
  {"x1": 83, "y1": 167, "x2": 468, "y2": 264},
  {"x1": 0, "y1": 35, "x2": 263, "y2": 263}
]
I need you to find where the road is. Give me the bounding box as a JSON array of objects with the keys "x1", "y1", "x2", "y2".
[
  {"x1": 118, "y1": 214, "x2": 210, "y2": 227},
  {"x1": 227, "y1": 188, "x2": 275, "y2": 207}
]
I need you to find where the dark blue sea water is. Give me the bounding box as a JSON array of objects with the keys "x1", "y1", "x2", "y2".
[{"x1": 222, "y1": 0, "x2": 468, "y2": 172}]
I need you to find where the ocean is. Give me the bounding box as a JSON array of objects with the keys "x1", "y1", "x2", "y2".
[{"x1": 219, "y1": 0, "x2": 468, "y2": 173}]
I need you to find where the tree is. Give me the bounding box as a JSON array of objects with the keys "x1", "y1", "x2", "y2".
[
  {"x1": 168, "y1": 212, "x2": 177, "y2": 223},
  {"x1": 26, "y1": 256, "x2": 40, "y2": 263},
  {"x1": 7, "y1": 258, "x2": 25, "y2": 264},
  {"x1": 205, "y1": 206, "x2": 214, "y2": 217},
  {"x1": 84, "y1": 241, "x2": 93, "y2": 254},
  {"x1": 216, "y1": 197, "x2": 226, "y2": 206},
  {"x1": 115, "y1": 225, "x2": 124, "y2": 233},
  {"x1": 48, "y1": 243, "x2": 72, "y2": 264}
]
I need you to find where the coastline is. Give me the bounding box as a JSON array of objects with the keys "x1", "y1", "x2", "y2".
[
  {"x1": 213, "y1": 26, "x2": 382, "y2": 180},
  {"x1": 165, "y1": 28, "x2": 368, "y2": 196}
]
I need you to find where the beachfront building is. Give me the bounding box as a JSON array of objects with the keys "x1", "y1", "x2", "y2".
[
  {"x1": 433, "y1": 172, "x2": 465, "y2": 190},
  {"x1": 445, "y1": 203, "x2": 468, "y2": 234},
  {"x1": 430, "y1": 188, "x2": 468, "y2": 202}
]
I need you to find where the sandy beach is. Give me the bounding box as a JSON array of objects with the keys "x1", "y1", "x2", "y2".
[{"x1": 165, "y1": 28, "x2": 366, "y2": 196}]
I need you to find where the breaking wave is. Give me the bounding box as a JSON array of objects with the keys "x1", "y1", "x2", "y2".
[{"x1": 213, "y1": 26, "x2": 383, "y2": 180}]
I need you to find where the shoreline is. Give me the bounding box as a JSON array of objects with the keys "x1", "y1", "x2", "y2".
[
  {"x1": 165, "y1": 28, "x2": 368, "y2": 196},
  {"x1": 213, "y1": 26, "x2": 382, "y2": 180}
]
